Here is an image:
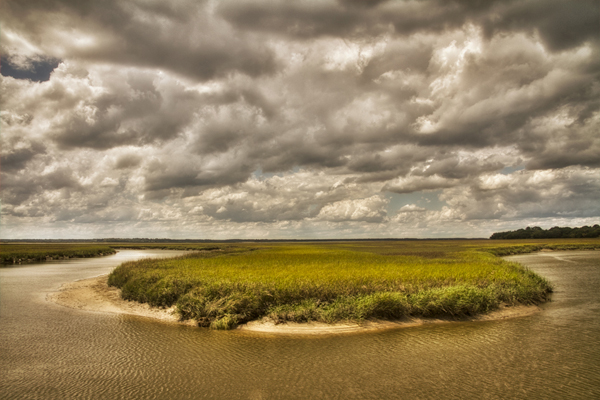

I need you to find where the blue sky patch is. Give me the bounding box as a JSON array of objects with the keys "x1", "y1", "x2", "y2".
[{"x1": 1, "y1": 57, "x2": 60, "y2": 82}]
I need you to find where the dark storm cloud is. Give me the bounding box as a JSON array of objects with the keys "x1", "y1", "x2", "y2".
[
  {"x1": 1, "y1": 165, "x2": 80, "y2": 207},
  {"x1": 0, "y1": 173, "x2": 38, "y2": 207},
  {"x1": 1, "y1": 0, "x2": 278, "y2": 82},
  {"x1": 41, "y1": 167, "x2": 82, "y2": 191},
  {"x1": 219, "y1": 0, "x2": 598, "y2": 52},
  {"x1": 1, "y1": 146, "x2": 38, "y2": 172},
  {"x1": 479, "y1": 0, "x2": 600, "y2": 52},
  {"x1": 216, "y1": 0, "x2": 491, "y2": 39},
  {"x1": 0, "y1": 138, "x2": 45, "y2": 172},
  {"x1": 218, "y1": 1, "x2": 379, "y2": 39},
  {"x1": 20, "y1": 67, "x2": 204, "y2": 150},
  {"x1": 404, "y1": 52, "x2": 598, "y2": 152},
  {"x1": 114, "y1": 153, "x2": 142, "y2": 170},
  {"x1": 527, "y1": 147, "x2": 600, "y2": 170},
  {"x1": 337, "y1": 0, "x2": 390, "y2": 8},
  {"x1": 142, "y1": 156, "x2": 253, "y2": 195},
  {"x1": 200, "y1": 196, "x2": 319, "y2": 223},
  {"x1": 519, "y1": 109, "x2": 600, "y2": 170}
]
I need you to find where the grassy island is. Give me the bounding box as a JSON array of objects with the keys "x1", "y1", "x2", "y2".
[{"x1": 107, "y1": 239, "x2": 600, "y2": 330}]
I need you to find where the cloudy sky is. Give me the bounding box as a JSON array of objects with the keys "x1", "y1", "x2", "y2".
[{"x1": 1, "y1": 0, "x2": 599, "y2": 239}]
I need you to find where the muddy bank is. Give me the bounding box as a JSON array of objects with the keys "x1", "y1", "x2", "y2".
[
  {"x1": 239, "y1": 305, "x2": 540, "y2": 335},
  {"x1": 48, "y1": 275, "x2": 541, "y2": 334}
]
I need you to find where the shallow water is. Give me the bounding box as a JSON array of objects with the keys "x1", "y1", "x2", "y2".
[{"x1": 1, "y1": 250, "x2": 599, "y2": 399}]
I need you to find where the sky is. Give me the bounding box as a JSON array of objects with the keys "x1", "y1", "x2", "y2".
[{"x1": 1, "y1": 0, "x2": 599, "y2": 240}]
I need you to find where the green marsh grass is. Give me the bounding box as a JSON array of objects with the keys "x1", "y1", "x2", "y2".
[
  {"x1": 0, "y1": 243, "x2": 116, "y2": 265},
  {"x1": 108, "y1": 239, "x2": 600, "y2": 329},
  {"x1": 106, "y1": 243, "x2": 222, "y2": 251},
  {"x1": 0, "y1": 242, "x2": 223, "y2": 265}
]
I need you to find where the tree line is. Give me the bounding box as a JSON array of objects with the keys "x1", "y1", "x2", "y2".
[{"x1": 490, "y1": 225, "x2": 600, "y2": 239}]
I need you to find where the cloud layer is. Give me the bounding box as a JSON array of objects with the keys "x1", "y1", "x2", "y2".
[{"x1": 1, "y1": 0, "x2": 599, "y2": 239}]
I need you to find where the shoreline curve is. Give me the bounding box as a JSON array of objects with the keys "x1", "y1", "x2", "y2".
[{"x1": 48, "y1": 275, "x2": 541, "y2": 335}]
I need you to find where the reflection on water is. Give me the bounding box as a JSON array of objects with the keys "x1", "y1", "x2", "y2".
[{"x1": 1, "y1": 250, "x2": 599, "y2": 399}]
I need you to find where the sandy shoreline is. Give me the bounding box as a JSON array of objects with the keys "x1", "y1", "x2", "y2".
[
  {"x1": 47, "y1": 275, "x2": 197, "y2": 326},
  {"x1": 48, "y1": 275, "x2": 541, "y2": 335}
]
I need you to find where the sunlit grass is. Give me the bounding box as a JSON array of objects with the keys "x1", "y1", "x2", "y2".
[{"x1": 108, "y1": 239, "x2": 600, "y2": 329}]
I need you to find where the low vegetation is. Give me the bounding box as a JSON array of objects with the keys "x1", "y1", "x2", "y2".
[
  {"x1": 108, "y1": 239, "x2": 600, "y2": 329},
  {"x1": 0, "y1": 243, "x2": 116, "y2": 265},
  {"x1": 107, "y1": 243, "x2": 222, "y2": 251},
  {"x1": 0, "y1": 242, "x2": 223, "y2": 265}
]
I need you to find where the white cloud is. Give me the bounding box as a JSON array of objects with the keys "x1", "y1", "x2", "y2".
[{"x1": 315, "y1": 195, "x2": 389, "y2": 223}]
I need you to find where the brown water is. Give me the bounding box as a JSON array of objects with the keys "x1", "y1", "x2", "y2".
[{"x1": 1, "y1": 250, "x2": 599, "y2": 399}]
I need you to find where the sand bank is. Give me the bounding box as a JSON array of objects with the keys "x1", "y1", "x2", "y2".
[
  {"x1": 48, "y1": 275, "x2": 540, "y2": 334},
  {"x1": 47, "y1": 275, "x2": 196, "y2": 326}
]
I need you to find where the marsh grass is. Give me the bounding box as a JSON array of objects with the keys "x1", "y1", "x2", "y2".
[
  {"x1": 0, "y1": 243, "x2": 116, "y2": 265},
  {"x1": 106, "y1": 239, "x2": 600, "y2": 329},
  {"x1": 0, "y1": 242, "x2": 224, "y2": 265},
  {"x1": 107, "y1": 243, "x2": 222, "y2": 251}
]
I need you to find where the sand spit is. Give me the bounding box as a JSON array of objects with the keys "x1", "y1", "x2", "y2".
[
  {"x1": 48, "y1": 275, "x2": 540, "y2": 334},
  {"x1": 48, "y1": 275, "x2": 196, "y2": 326}
]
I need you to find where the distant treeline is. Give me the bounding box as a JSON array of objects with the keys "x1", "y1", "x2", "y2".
[{"x1": 490, "y1": 225, "x2": 600, "y2": 240}]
